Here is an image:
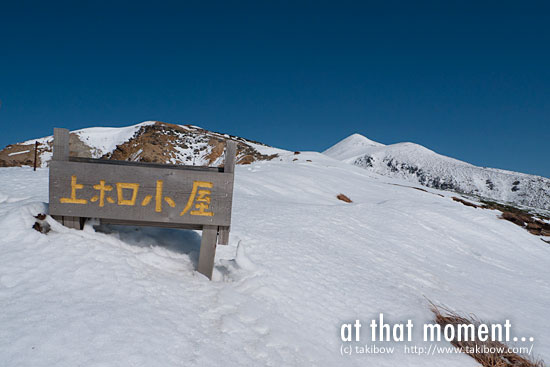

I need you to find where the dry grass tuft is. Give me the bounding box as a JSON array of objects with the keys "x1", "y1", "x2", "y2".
[
  {"x1": 430, "y1": 303, "x2": 544, "y2": 367},
  {"x1": 337, "y1": 194, "x2": 352, "y2": 203},
  {"x1": 452, "y1": 196, "x2": 480, "y2": 208}
]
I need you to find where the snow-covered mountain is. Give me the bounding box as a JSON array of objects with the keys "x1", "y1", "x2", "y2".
[
  {"x1": 0, "y1": 121, "x2": 285, "y2": 168},
  {"x1": 2, "y1": 123, "x2": 549, "y2": 211},
  {"x1": 324, "y1": 134, "x2": 550, "y2": 211}
]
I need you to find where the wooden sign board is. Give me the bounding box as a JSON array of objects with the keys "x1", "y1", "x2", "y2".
[{"x1": 48, "y1": 128, "x2": 236, "y2": 279}]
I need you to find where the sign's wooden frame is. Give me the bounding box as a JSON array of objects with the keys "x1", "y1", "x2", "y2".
[{"x1": 48, "y1": 128, "x2": 236, "y2": 279}]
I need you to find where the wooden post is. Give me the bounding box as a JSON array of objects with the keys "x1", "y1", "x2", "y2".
[
  {"x1": 53, "y1": 128, "x2": 69, "y2": 161},
  {"x1": 52, "y1": 128, "x2": 83, "y2": 229},
  {"x1": 197, "y1": 225, "x2": 218, "y2": 279},
  {"x1": 224, "y1": 140, "x2": 236, "y2": 174},
  {"x1": 63, "y1": 216, "x2": 82, "y2": 229},
  {"x1": 218, "y1": 140, "x2": 236, "y2": 245},
  {"x1": 33, "y1": 141, "x2": 38, "y2": 171}
]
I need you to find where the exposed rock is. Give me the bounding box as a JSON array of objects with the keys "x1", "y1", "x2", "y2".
[
  {"x1": 237, "y1": 155, "x2": 256, "y2": 165},
  {"x1": 0, "y1": 143, "x2": 38, "y2": 167},
  {"x1": 0, "y1": 121, "x2": 281, "y2": 168},
  {"x1": 32, "y1": 213, "x2": 50, "y2": 234}
]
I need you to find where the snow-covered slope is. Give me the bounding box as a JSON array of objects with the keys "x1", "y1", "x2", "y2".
[
  {"x1": 324, "y1": 134, "x2": 550, "y2": 211},
  {"x1": 322, "y1": 133, "x2": 384, "y2": 160},
  {"x1": 1, "y1": 152, "x2": 549, "y2": 366},
  {"x1": 0, "y1": 121, "x2": 286, "y2": 168}
]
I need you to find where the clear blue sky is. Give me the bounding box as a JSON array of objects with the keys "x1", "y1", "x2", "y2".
[{"x1": 1, "y1": 1, "x2": 548, "y2": 177}]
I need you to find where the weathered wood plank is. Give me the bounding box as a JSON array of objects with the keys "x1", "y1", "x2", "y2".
[
  {"x1": 215, "y1": 140, "x2": 236, "y2": 246},
  {"x1": 100, "y1": 218, "x2": 203, "y2": 230},
  {"x1": 49, "y1": 160, "x2": 234, "y2": 227},
  {"x1": 197, "y1": 225, "x2": 218, "y2": 279},
  {"x1": 218, "y1": 226, "x2": 230, "y2": 245},
  {"x1": 224, "y1": 140, "x2": 237, "y2": 174},
  {"x1": 51, "y1": 215, "x2": 64, "y2": 228},
  {"x1": 63, "y1": 216, "x2": 81, "y2": 229},
  {"x1": 53, "y1": 128, "x2": 69, "y2": 161},
  {"x1": 69, "y1": 157, "x2": 223, "y2": 172}
]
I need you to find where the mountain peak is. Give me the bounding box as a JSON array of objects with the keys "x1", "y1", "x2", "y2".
[
  {"x1": 0, "y1": 121, "x2": 286, "y2": 168},
  {"x1": 323, "y1": 133, "x2": 384, "y2": 161},
  {"x1": 324, "y1": 133, "x2": 550, "y2": 211}
]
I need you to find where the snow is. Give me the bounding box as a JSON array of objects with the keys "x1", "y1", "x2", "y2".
[
  {"x1": 22, "y1": 121, "x2": 158, "y2": 164},
  {"x1": 324, "y1": 134, "x2": 550, "y2": 211},
  {"x1": 322, "y1": 133, "x2": 384, "y2": 161},
  {"x1": 18, "y1": 121, "x2": 288, "y2": 168},
  {"x1": 1, "y1": 154, "x2": 549, "y2": 366},
  {"x1": 244, "y1": 141, "x2": 287, "y2": 157},
  {"x1": 72, "y1": 121, "x2": 156, "y2": 157},
  {"x1": 8, "y1": 150, "x2": 30, "y2": 156}
]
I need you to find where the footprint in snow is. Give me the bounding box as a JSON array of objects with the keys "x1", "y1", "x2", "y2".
[{"x1": 213, "y1": 241, "x2": 258, "y2": 281}]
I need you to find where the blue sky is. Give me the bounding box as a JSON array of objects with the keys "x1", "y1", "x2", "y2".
[{"x1": 1, "y1": 1, "x2": 548, "y2": 177}]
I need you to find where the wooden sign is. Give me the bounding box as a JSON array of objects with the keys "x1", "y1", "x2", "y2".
[{"x1": 48, "y1": 128, "x2": 236, "y2": 279}]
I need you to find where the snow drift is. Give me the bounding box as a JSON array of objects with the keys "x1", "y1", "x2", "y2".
[{"x1": 1, "y1": 150, "x2": 549, "y2": 366}]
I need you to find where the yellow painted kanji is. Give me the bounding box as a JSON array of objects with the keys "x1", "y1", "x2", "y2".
[
  {"x1": 60, "y1": 175, "x2": 88, "y2": 204},
  {"x1": 180, "y1": 181, "x2": 214, "y2": 217},
  {"x1": 116, "y1": 183, "x2": 139, "y2": 206},
  {"x1": 91, "y1": 180, "x2": 115, "y2": 207},
  {"x1": 141, "y1": 180, "x2": 176, "y2": 212}
]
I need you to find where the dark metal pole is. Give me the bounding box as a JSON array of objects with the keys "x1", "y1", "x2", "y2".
[{"x1": 33, "y1": 141, "x2": 38, "y2": 171}]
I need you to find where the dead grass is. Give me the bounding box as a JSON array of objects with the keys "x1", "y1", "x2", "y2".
[
  {"x1": 452, "y1": 196, "x2": 480, "y2": 208},
  {"x1": 450, "y1": 197, "x2": 550, "y2": 237},
  {"x1": 337, "y1": 194, "x2": 352, "y2": 203},
  {"x1": 430, "y1": 303, "x2": 544, "y2": 367}
]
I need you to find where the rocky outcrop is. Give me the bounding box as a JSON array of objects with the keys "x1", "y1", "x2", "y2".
[
  {"x1": 0, "y1": 121, "x2": 281, "y2": 168},
  {"x1": 0, "y1": 133, "x2": 93, "y2": 167}
]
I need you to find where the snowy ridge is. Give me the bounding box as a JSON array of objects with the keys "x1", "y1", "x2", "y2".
[
  {"x1": 1, "y1": 153, "x2": 549, "y2": 366},
  {"x1": 72, "y1": 122, "x2": 157, "y2": 157},
  {"x1": 1, "y1": 121, "x2": 287, "y2": 168},
  {"x1": 22, "y1": 121, "x2": 157, "y2": 158},
  {"x1": 322, "y1": 133, "x2": 384, "y2": 160},
  {"x1": 324, "y1": 134, "x2": 550, "y2": 211}
]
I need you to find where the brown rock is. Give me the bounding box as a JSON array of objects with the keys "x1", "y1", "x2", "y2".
[
  {"x1": 237, "y1": 155, "x2": 255, "y2": 165},
  {"x1": 205, "y1": 138, "x2": 225, "y2": 164},
  {"x1": 0, "y1": 121, "x2": 280, "y2": 168}
]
